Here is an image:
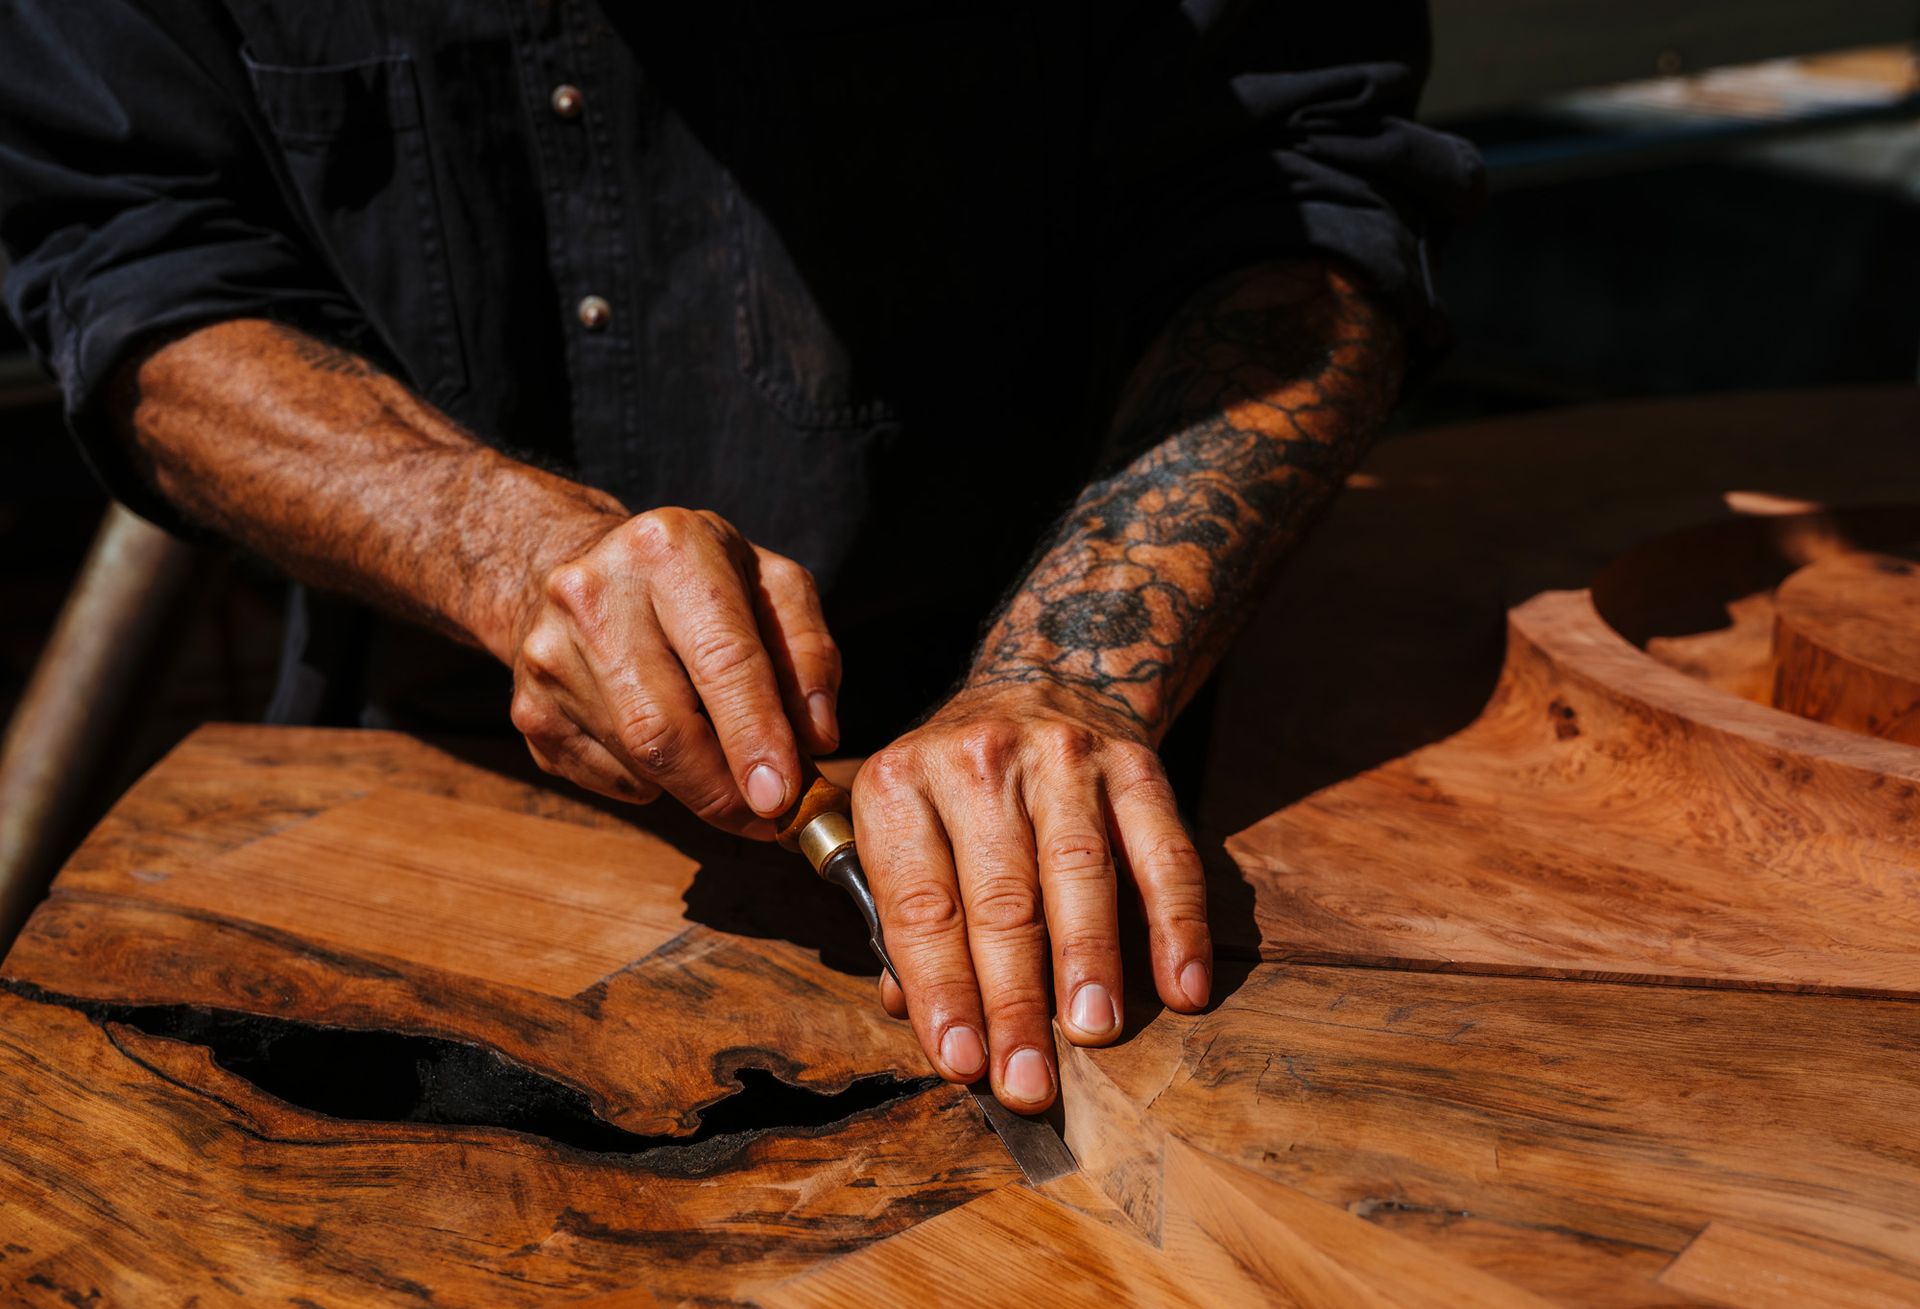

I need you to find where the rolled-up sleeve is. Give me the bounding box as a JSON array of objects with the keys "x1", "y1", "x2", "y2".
[
  {"x1": 1095, "y1": 0, "x2": 1485, "y2": 363},
  {"x1": 0, "y1": 0, "x2": 359, "y2": 523}
]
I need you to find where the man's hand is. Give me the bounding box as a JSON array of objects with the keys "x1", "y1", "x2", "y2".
[
  {"x1": 510, "y1": 508, "x2": 842, "y2": 837},
  {"x1": 854, "y1": 683, "x2": 1211, "y2": 1110},
  {"x1": 859, "y1": 259, "x2": 1403, "y2": 1108},
  {"x1": 118, "y1": 321, "x2": 843, "y2": 839}
]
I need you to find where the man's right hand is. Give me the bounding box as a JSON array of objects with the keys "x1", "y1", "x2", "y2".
[{"x1": 508, "y1": 507, "x2": 843, "y2": 838}]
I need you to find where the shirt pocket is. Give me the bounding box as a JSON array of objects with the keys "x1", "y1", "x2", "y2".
[
  {"x1": 726, "y1": 181, "x2": 897, "y2": 432},
  {"x1": 242, "y1": 50, "x2": 468, "y2": 405}
]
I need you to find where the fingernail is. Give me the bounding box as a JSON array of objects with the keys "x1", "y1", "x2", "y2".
[
  {"x1": 1069, "y1": 983, "x2": 1117, "y2": 1037},
  {"x1": 745, "y1": 764, "x2": 787, "y2": 815},
  {"x1": 940, "y1": 1025, "x2": 986, "y2": 1079},
  {"x1": 1003, "y1": 1048, "x2": 1052, "y2": 1105},
  {"x1": 808, "y1": 691, "x2": 837, "y2": 745},
  {"x1": 1179, "y1": 960, "x2": 1211, "y2": 1009}
]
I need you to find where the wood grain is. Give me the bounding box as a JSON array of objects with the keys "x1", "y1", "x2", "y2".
[
  {"x1": 1658, "y1": 1222, "x2": 1920, "y2": 1309},
  {"x1": 0, "y1": 988, "x2": 1010, "y2": 1306},
  {"x1": 1198, "y1": 387, "x2": 1920, "y2": 890},
  {"x1": 1163, "y1": 1139, "x2": 1556, "y2": 1309},
  {"x1": 1772, "y1": 550, "x2": 1920, "y2": 744},
  {"x1": 757, "y1": 1184, "x2": 1211, "y2": 1309},
  {"x1": 139, "y1": 787, "x2": 696, "y2": 996},
  {"x1": 0, "y1": 725, "x2": 1023, "y2": 1304},
  {"x1": 1229, "y1": 587, "x2": 1920, "y2": 996},
  {"x1": 1062, "y1": 963, "x2": 1920, "y2": 1307},
  {"x1": 11, "y1": 391, "x2": 1920, "y2": 1304}
]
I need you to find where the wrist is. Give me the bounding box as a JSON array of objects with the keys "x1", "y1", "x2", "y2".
[
  {"x1": 468, "y1": 455, "x2": 629, "y2": 663},
  {"x1": 948, "y1": 671, "x2": 1160, "y2": 745}
]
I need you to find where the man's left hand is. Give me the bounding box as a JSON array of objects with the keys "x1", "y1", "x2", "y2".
[{"x1": 852, "y1": 683, "x2": 1212, "y2": 1111}]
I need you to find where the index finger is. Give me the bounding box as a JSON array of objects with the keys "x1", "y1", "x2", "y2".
[{"x1": 651, "y1": 537, "x2": 803, "y2": 820}]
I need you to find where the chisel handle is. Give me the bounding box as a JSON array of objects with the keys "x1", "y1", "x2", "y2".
[{"x1": 773, "y1": 759, "x2": 854, "y2": 874}]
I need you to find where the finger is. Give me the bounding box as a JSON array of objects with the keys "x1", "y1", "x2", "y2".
[
  {"x1": 1106, "y1": 745, "x2": 1213, "y2": 1013},
  {"x1": 878, "y1": 971, "x2": 907, "y2": 1019},
  {"x1": 946, "y1": 732, "x2": 1055, "y2": 1111},
  {"x1": 537, "y1": 551, "x2": 770, "y2": 837},
  {"x1": 853, "y1": 752, "x2": 988, "y2": 1084},
  {"x1": 752, "y1": 548, "x2": 842, "y2": 755},
  {"x1": 648, "y1": 528, "x2": 801, "y2": 820},
  {"x1": 1028, "y1": 737, "x2": 1123, "y2": 1046},
  {"x1": 512, "y1": 628, "x2": 666, "y2": 807},
  {"x1": 523, "y1": 728, "x2": 663, "y2": 805},
  {"x1": 594, "y1": 638, "x2": 774, "y2": 838}
]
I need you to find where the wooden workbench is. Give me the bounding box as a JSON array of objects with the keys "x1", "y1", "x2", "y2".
[{"x1": 4, "y1": 388, "x2": 1920, "y2": 1306}]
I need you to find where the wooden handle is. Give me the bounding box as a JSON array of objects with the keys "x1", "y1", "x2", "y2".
[{"x1": 772, "y1": 759, "x2": 851, "y2": 853}]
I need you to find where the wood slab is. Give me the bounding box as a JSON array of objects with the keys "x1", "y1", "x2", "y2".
[
  {"x1": 1229, "y1": 586, "x2": 1920, "y2": 995},
  {"x1": 1772, "y1": 549, "x2": 1920, "y2": 744},
  {"x1": 10, "y1": 389, "x2": 1920, "y2": 1305},
  {"x1": 142, "y1": 786, "x2": 697, "y2": 996},
  {"x1": 1057, "y1": 963, "x2": 1920, "y2": 1308},
  {"x1": 0, "y1": 726, "x2": 1022, "y2": 1303},
  {"x1": 1199, "y1": 386, "x2": 1920, "y2": 864}
]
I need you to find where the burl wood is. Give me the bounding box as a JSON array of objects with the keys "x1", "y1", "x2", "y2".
[
  {"x1": 8, "y1": 388, "x2": 1920, "y2": 1306},
  {"x1": 0, "y1": 729, "x2": 1021, "y2": 1304},
  {"x1": 1772, "y1": 549, "x2": 1920, "y2": 744}
]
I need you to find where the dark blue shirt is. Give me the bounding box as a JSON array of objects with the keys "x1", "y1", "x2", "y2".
[{"x1": 0, "y1": 0, "x2": 1480, "y2": 736}]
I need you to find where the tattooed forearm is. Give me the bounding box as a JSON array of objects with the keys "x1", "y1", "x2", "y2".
[{"x1": 965, "y1": 260, "x2": 1403, "y2": 740}]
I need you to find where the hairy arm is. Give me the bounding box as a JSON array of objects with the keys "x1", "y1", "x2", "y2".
[
  {"x1": 118, "y1": 318, "x2": 843, "y2": 835},
  {"x1": 852, "y1": 258, "x2": 1402, "y2": 1112},
  {"x1": 122, "y1": 320, "x2": 622, "y2": 662},
  {"x1": 966, "y1": 258, "x2": 1402, "y2": 740}
]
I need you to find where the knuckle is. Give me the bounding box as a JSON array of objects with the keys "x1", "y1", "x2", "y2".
[
  {"x1": 888, "y1": 882, "x2": 965, "y2": 935},
  {"x1": 983, "y1": 988, "x2": 1050, "y2": 1031},
  {"x1": 695, "y1": 509, "x2": 741, "y2": 542},
  {"x1": 542, "y1": 562, "x2": 601, "y2": 617},
  {"x1": 1141, "y1": 830, "x2": 1204, "y2": 876},
  {"x1": 625, "y1": 508, "x2": 695, "y2": 559},
  {"x1": 1106, "y1": 740, "x2": 1168, "y2": 785},
  {"x1": 686, "y1": 784, "x2": 749, "y2": 826},
  {"x1": 519, "y1": 625, "x2": 571, "y2": 679},
  {"x1": 957, "y1": 722, "x2": 1019, "y2": 779},
  {"x1": 508, "y1": 689, "x2": 542, "y2": 736},
  {"x1": 1041, "y1": 832, "x2": 1112, "y2": 880},
  {"x1": 785, "y1": 627, "x2": 840, "y2": 663},
  {"x1": 1040, "y1": 721, "x2": 1097, "y2": 764},
  {"x1": 967, "y1": 875, "x2": 1043, "y2": 934},
  {"x1": 858, "y1": 748, "x2": 919, "y2": 800},
  {"x1": 685, "y1": 629, "x2": 763, "y2": 689},
  {"x1": 1054, "y1": 929, "x2": 1121, "y2": 967},
  {"x1": 615, "y1": 703, "x2": 681, "y2": 773}
]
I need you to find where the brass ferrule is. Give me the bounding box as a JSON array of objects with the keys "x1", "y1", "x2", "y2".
[{"x1": 796, "y1": 810, "x2": 856, "y2": 875}]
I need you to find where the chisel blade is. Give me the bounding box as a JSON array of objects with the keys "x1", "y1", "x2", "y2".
[{"x1": 968, "y1": 1084, "x2": 1077, "y2": 1184}]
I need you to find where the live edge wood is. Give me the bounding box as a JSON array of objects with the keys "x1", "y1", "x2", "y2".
[
  {"x1": 9, "y1": 390, "x2": 1920, "y2": 1306},
  {"x1": 1229, "y1": 585, "x2": 1920, "y2": 995},
  {"x1": 0, "y1": 727, "x2": 1021, "y2": 1305},
  {"x1": 1772, "y1": 549, "x2": 1920, "y2": 745}
]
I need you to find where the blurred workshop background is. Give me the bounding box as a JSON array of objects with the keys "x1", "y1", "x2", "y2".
[{"x1": 3, "y1": 0, "x2": 1918, "y2": 909}]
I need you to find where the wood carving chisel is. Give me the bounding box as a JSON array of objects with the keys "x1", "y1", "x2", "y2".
[
  {"x1": 772, "y1": 759, "x2": 897, "y2": 984},
  {"x1": 773, "y1": 759, "x2": 1078, "y2": 1183}
]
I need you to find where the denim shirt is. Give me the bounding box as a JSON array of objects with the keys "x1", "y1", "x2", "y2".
[{"x1": 0, "y1": 0, "x2": 1481, "y2": 737}]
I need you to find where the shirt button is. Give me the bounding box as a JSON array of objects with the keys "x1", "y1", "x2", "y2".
[
  {"x1": 550, "y1": 84, "x2": 584, "y2": 119},
  {"x1": 577, "y1": 295, "x2": 612, "y2": 331}
]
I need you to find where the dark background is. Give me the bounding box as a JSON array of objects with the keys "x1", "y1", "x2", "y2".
[{"x1": 4, "y1": 6, "x2": 1918, "y2": 850}]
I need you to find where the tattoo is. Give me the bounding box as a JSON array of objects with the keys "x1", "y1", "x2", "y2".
[
  {"x1": 966, "y1": 261, "x2": 1402, "y2": 740},
  {"x1": 273, "y1": 323, "x2": 377, "y2": 378}
]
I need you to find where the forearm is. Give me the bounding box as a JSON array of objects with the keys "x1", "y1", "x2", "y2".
[
  {"x1": 116, "y1": 319, "x2": 625, "y2": 661},
  {"x1": 966, "y1": 259, "x2": 1403, "y2": 741}
]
